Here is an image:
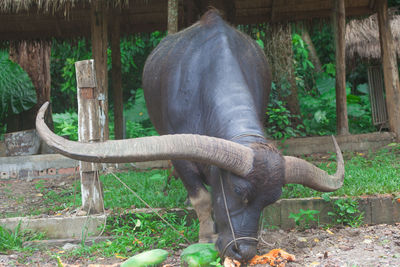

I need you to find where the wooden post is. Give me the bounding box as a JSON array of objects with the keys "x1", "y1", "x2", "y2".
[
  {"x1": 377, "y1": 1, "x2": 400, "y2": 140},
  {"x1": 91, "y1": 0, "x2": 109, "y2": 140},
  {"x1": 168, "y1": 0, "x2": 178, "y2": 34},
  {"x1": 333, "y1": 0, "x2": 349, "y2": 135},
  {"x1": 75, "y1": 60, "x2": 104, "y2": 214},
  {"x1": 112, "y1": 11, "x2": 124, "y2": 140}
]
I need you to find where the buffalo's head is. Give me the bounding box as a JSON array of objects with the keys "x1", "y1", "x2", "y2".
[{"x1": 36, "y1": 102, "x2": 344, "y2": 263}]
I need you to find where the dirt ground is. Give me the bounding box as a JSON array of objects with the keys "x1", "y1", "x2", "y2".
[
  {"x1": 0, "y1": 223, "x2": 399, "y2": 266},
  {"x1": 1, "y1": 175, "x2": 400, "y2": 266}
]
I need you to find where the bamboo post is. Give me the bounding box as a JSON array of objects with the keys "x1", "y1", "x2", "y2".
[
  {"x1": 112, "y1": 11, "x2": 124, "y2": 140},
  {"x1": 91, "y1": 0, "x2": 109, "y2": 140},
  {"x1": 333, "y1": 0, "x2": 349, "y2": 135},
  {"x1": 75, "y1": 59, "x2": 104, "y2": 214},
  {"x1": 377, "y1": 1, "x2": 400, "y2": 141},
  {"x1": 168, "y1": 0, "x2": 178, "y2": 34}
]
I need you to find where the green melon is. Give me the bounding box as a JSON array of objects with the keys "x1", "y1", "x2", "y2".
[
  {"x1": 121, "y1": 249, "x2": 169, "y2": 267},
  {"x1": 180, "y1": 243, "x2": 219, "y2": 267}
]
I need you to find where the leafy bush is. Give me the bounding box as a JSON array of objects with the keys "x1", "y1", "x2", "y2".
[
  {"x1": 52, "y1": 111, "x2": 78, "y2": 140},
  {"x1": 289, "y1": 209, "x2": 320, "y2": 229},
  {"x1": 0, "y1": 50, "x2": 36, "y2": 121},
  {"x1": 324, "y1": 195, "x2": 364, "y2": 227},
  {"x1": 265, "y1": 100, "x2": 304, "y2": 140},
  {"x1": 124, "y1": 88, "x2": 157, "y2": 138},
  {"x1": 300, "y1": 69, "x2": 374, "y2": 135}
]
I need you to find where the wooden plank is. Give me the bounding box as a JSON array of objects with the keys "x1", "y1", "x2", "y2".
[
  {"x1": 333, "y1": 0, "x2": 349, "y2": 135},
  {"x1": 112, "y1": 11, "x2": 124, "y2": 140},
  {"x1": 168, "y1": 0, "x2": 178, "y2": 34},
  {"x1": 75, "y1": 59, "x2": 104, "y2": 214},
  {"x1": 270, "y1": 0, "x2": 277, "y2": 22},
  {"x1": 91, "y1": 0, "x2": 109, "y2": 140},
  {"x1": 377, "y1": 0, "x2": 400, "y2": 140}
]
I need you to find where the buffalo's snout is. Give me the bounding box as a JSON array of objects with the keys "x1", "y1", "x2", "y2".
[{"x1": 217, "y1": 236, "x2": 257, "y2": 263}]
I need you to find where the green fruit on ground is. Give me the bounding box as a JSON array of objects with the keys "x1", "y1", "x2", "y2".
[
  {"x1": 180, "y1": 243, "x2": 219, "y2": 267},
  {"x1": 121, "y1": 249, "x2": 169, "y2": 267}
]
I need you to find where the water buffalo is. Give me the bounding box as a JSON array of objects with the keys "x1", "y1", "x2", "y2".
[{"x1": 36, "y1": 9, "x2": 344, "y2": 263}]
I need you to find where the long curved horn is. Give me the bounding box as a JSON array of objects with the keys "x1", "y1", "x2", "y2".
[
  {"x1": 284, "y1": 136, "x2": 344, "y2": 192},
  {"x1": 36, "y1": 102, "x2": 254, "y2": 177}
]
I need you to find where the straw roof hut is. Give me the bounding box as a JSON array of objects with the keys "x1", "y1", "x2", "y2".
[
  {"x1": 346, "y1": 8, "x2": 400, "y2": 60},
  {"x1": 0, "y1": 0, "x2": 376, "y2": 40}
]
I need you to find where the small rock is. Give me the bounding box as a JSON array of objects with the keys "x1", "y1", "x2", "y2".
[
  {"x1": 76, "y1": 210, "x2": 87, "y2": 216},
  {"x1": 62, "y1": 243, "x2": 79, "y2": 251}
]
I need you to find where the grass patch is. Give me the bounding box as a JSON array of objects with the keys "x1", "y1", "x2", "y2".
[
  {"x1": 0, "y1": 222, "x2": 45, "y2": 253},
  {"x1": 282, "y1": 145, "x2": 400, "y2": 198},
  {"x1": 38, "y1": 169, "x2": 188, "y2": 214},
  {"x1": 63, "y1": 212, "x2": 198, "y2": 259}
]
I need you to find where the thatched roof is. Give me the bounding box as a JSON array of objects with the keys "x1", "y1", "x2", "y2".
[
  {"x1": 346, "y1": 8, "x2": 400, "y2": 60},
  {"x1": 0, "y1": 0, "x2": 376, "y2": 40}
]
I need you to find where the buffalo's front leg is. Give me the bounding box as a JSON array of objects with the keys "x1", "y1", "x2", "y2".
[{"x1": 172, "y1": 160, "x2": 217, "y2": 243}]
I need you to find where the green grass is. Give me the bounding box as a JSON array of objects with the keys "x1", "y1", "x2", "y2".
[
  {"x1": 282, "y1": 145, "x2": 400, "y2": 198},
  {"x1": 101, "y1": 169, "x2": 187, "y2": 209},
  {"x1": 62, "y1": 212, "x2": 199, "y2": 259},
  {"x1": 36, "y1": 169, "x2": 188, "y2": 215},
  {"x1": 0, "y1": 222, "x2": 45, "y2": 253},
  {"x1": 35, "y1": 145, "x2": 400, "y2": 213}
]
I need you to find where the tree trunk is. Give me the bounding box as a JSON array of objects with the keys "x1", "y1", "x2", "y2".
[
  {"x1": 377, "y1": 0, "x2": 400, "y2": 141},
  {"x1": 264, "y1": 24, "x2": 302, "y2": 128},
  {"x1": 333, "y1": 0, "x2": 349, "y2": 135},
  {"x1": 168, "y1": 0, "x2": 179, "y2": 34},
  {"x1": 91, "y1": 0, "x2": 109, "y2": 141},
  {"x1": 8, "y1": 40, "x2": 52, "y2": 132},
  {"x1": 112, "y1": 11, "x2": 124, "y2": 140}
]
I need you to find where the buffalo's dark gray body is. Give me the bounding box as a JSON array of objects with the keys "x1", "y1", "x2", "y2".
[
  {"x1": 143, "y1": 11, "x2": 269, "y2": 141},
  {"x1": 143, "y1": 10, "x2": 282, "y2": 261}
]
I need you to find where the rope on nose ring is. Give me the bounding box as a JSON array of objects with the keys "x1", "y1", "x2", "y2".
[{"x1": 219, "y1": 174, "x2": 258, "y2": 259}]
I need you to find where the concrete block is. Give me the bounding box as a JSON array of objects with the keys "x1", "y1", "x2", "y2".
[
  {"x1": 0, "y1": 215, "x2": 106, "y2": 239},
  {"x1": 279, "y1": 132, "x2": 396, "y2": 155},
  {"x1": 370, "y1": 196, "x2": 398, "y2": 225},
  {"x1": 262, "y1": 201, "x2": 281, "y2": 227},
  {"x1": 358, "y1": 197, "x2": 372, "y2": 224},
  {"x1": 261, "y1": 196, "x2": 399, "y2": 230}
]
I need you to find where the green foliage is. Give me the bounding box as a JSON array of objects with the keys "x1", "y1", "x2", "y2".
[
  {"x1": 310, "y1": 24, "x2": 334, "y2": 65},
  {"x1": 0, "y1": 222, "x2": 44, "y2": 252},
  {"x1": 0, "y1": 50, "x2": 36, "y2": 120},
  {"x1": 210, "y1": 257, "x2": 223, "y2": 267},
  {"x1": 288, "y1": 209, "x2": 320, "y2": 229},
  {"x1": 52, "y1": 111, "x2": 78, "y2": 140},
  {"x1": 300, "y1": 68, "x2": 374, "y2": 135},
  {"x1": 51, "y1": 39, "x2": 91, "y2": 112},
  {"x1": 124, "y1": 88, "x2": 157, "y2": 138},
  {"x1": 292, "y1": 33, "x2": 315, "y2": 91},
  {"x1": 265, "y1": 100, "x2": 304, "y2": 140},
  {"x1": 67, "y1": 212, "x2": 198, "y2": 258},
  {"x1": 324, "y1": 196, "x2": 364, "y2": 227},
  {"x1": 51, "y1": 32, "x2": 165, "y2": 114},
  {"x1": 282, "y1": 146, "x2": 400, "y2": 198},
  {"x1": 101, "y1": 170, "x2": 186, "y2": 209}
]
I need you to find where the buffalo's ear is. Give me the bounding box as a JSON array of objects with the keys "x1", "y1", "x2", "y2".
[{"x1": 284, "y1": 136, "x2": 344, "y2": 192}]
